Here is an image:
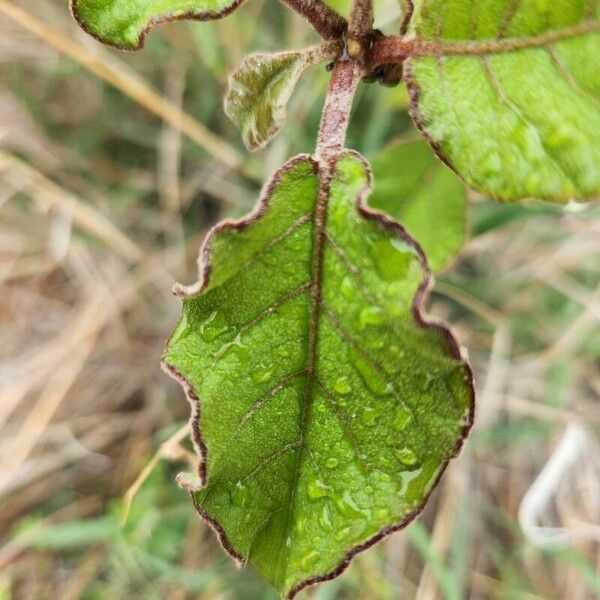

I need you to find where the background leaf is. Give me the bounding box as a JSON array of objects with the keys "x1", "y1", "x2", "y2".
[
  {"x1": 71, "y1": 0, "x2": 246, "y2": 49},
  {"x1": 405, "y1": 0, "x2": 600, "y2": 201},
  {"x1": 225, "y1": 44, "x2": 338, "y2": 151},
  {"x1": 164, "y1": 151, "x2": 473, "y2": 598},
  {"x1": 368, "y1": 137, "x2": 467, "y2": 271}
]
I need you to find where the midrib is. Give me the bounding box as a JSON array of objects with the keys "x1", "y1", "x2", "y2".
[{"x1": 275, "y1": 165, "x2": 332, "y2": 586}]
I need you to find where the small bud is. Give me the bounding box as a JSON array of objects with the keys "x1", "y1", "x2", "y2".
[{"x1": 346, "y1": 38, "x2": 362, "y2": 59}]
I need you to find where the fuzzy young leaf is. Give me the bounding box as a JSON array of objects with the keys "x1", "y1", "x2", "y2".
[
  {"x1": 405, "y1": 0, "x2": 600, "y2": 201},
  {"x1": 225, "y1": 44, "x2": 339, "y2": 151},
  {"x1": 164, "y1": 151, "x2": 473, "y2": 598},
  {"x1": 71, "y1": 0, "x2": 244, "y2": 49},
  {"x1": 369, "y1": 138, "x2": 466, "y2": 272}
]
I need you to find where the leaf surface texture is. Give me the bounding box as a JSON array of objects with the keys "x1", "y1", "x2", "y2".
[
  {"x1": 72, "y1": 0, "x2": 244, "y2": 49},
  {"x1": 406, "y1": 0, "x2": 600, "y2": 201},
  {"x1": 164, "y1": 151, "x2": 473, "y2": 598},
  {"x1": 225, "y1": 45, "x2": 338, "y2": 151}
]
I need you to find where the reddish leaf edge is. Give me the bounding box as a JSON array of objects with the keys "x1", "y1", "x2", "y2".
[
  {"x1": 70, "y1": 0, "x2": 247, "y2": 51},
  {"x1": 162, "y1": 150, "x2": 475, "y2": 598}
]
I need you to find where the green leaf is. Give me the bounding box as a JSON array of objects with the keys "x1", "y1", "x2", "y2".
[
  {"x1": 164, "y1": 151, "x2": 473, "y2": 598},
  {"x1": 405, "y1": 0, "x2": 600, "y2": 201},
  {"x1": 369, "y1": 138, "x2": 467, "y2": 271},
  {"x1": 71, "y1": 0, "x2": 245, "y2": 49},
  {"x1": 225, "y1": 44, "x2": 339, "y2": 151}
]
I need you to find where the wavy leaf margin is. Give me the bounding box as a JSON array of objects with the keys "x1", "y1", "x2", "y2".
[
  {"x1": 162, "y1": 151, "x2": 475, "y2": 598},
  {"x1": 70, "y1": 0, "x2": 247, "y2": 50}
]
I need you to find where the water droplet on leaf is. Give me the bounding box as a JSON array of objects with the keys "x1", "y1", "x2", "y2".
[
  {"x1": 395, "y1": 446, "x2": 418, "y2": 466},
  {"x1": 251, "y1": 365, "x2": 272, "y2": 383},
  {"x1": 348, "y1": 348, "x2": 392, "y2": 396},
  {"x1": 359, "y1": 305, "x2": 383, "y2": 329},
  {"x1": 301, "y1": 550, "x2": 320, "y2": 570},
  {"x1": 200, "y1": 311, "x2": 229, "y2": 342},
  {"x1": 361, "y1": 406, "x2": 378, "y2": 426},
  {"x1": 340, "y1": 276, "x2": 354, "y2": 299},
  {"x1": 333, "y1": 376, "x2": 351, "y2": 395},
  {"x1": 372, "y1": 239, "x2": 413, "y2": 281},
  {"x1": 393, "y1": 405, "x2": 413, "y2": 431},
  {"x1": 319, "y1": 505, "x2": 333, "y2": 532},
  {"x1": 231, "y1": 481, "x2": 249, "y2": 507},
  {"x1": 307, "y1": 478, "x2": 333, "y2": 500}
]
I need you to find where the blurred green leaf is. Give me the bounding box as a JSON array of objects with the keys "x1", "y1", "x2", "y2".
[
  {"x1": 369, "y1": 138, "x2": 467, "y2": 271},
  {"x1": 30, "y1": 517, "x2": 119, "y2": 550}
]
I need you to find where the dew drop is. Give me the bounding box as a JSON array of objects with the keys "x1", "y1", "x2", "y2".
[
  {"x1": 423, "y1": 372, "x2": 436, "y2": 391},
  {"x1": 395, "y1": 446, "x2": 418, "y2": 466},
  {"x1": 169, "y1": 311, "x2": 190, "y2": 344},
  {"x1": 295, "y1": 518, "x2": 306, "y2": 535},
  {"x1": 318, "y1": 505, "x2": 333, "y2": 532},
  {"x1": 375, "y1": 508, "x2": 390, "y2": 520},
  {"x1": 368, "y1": 338, "x2": 385, "y2": 350},
  {"x1": 215, "y1": 333, "x2": 248, "y2": 363},
  {"x1": 326, "y1": 457, "x2": 339, "y2": 469},
  {"x1": 251, "y1": 365, "x2": 272, "y2": 383},
  {"x1": 301, "y1": 550, "x2": 320, "y2": 570},
  {"x1": 200, "y1": 311, "x2": 229, "y2": 342},
  {"x1": 393, "y1": 405, "x2": 413, "y2": 431},
  {"x1": 334, "y1": 491, "x2": 364, "y2": 519},
  {"x1": 390, "y1": 345, "x2": 404, "y2": 359},
  {"x1": 340, "y1": 276, "x2": 354, "y2": 299},
  {"x1": 334, "y1": 376, "x2": 352, "y2": 395},
  {"x1": 372, "y1": 239, "x2": 413, "y2": 281},
  {"x1": 358, "y1": 305, "x2": 383, "y2": 329},
  {"x1": 348, "y1": 348, "x2": 392, "y2": 396},
  {"x1": 360, "y1": 406, "x2": 378, "y2": 427},
  {"x1": 307, "y1": 478, "x2": 333, "y2": 500},
  {"x1": 231, "y1": 481, "x2": 249, "y2": 507},
  {"x1": 276, "y1": 346, "x2": 290, "y2": 358}
]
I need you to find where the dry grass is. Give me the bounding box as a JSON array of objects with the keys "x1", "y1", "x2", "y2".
[{"x1": 1, "y1": 1, "x2": 599, "y2": 599}]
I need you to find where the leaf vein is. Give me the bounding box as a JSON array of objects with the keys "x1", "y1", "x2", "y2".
[
  {"x1": 546, "y1": 45, "x2": 600, "y2": 111},
  {"x1": 209, "y1": 370, "x2": 307, "y2": 469},
  {"x1": 235, "y1": 212, "x2": 312, "y2": 277},
  {"x1": 478, "y1": 56, "x2": 580, "y2": 191}
]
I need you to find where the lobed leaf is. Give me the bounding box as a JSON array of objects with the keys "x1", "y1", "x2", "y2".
[
  {"x1": 405, "y1": 0, "x2": 600, "y2": 201},
  {"x1": 369, "y1": 138, "x2": 467, "y2": 272},
  {"x1": 164, "y1": 151, "x2": 474, "y2": 598},
  {"x1": 225, "y1": 44, "x2": 339, "y2": 151},
  {"x1": 71, "y1": 0, "x2": 245, "y2": 49}
]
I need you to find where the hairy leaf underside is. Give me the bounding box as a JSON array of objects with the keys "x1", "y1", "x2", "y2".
[
  {"x1": 369, "y1": 138, "x2": 466, "y2": 272},
  {"x1": 225, "y1": 44, "x2": 339, "y2": 151},
  {"x1": 406, "y1": 0, "x2": 600, "y2": 201},
  {"x1": 164, "y1": 152, "x2": 473, "y2": 598},
  {"x1": 71, "y1": 0, "x2": 245, "y2": 49}
]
